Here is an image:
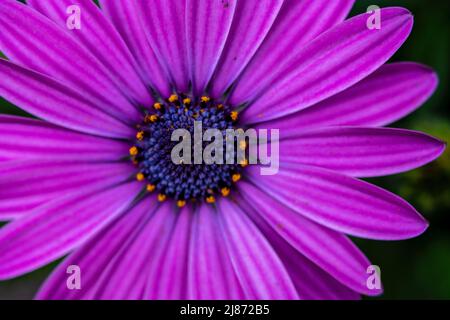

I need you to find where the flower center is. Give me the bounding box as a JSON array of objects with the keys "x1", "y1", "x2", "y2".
[{"x1": 130, "y1": 94, "x2": 245, "y2": 207}]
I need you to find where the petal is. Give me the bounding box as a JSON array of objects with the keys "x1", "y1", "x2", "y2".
[
  {"x1": 279, "y1": 127, "x2": 446, "y2": 177},
  {"x1": 0, "y1": 0, "x2": 140, "y2": 123},
  {"x1": 217, "y1": 198, "x2": 299, "y2": 299},
  {"x1": 229, "y1": 0, "x2": 355, "y2": 105},
  {"x1": 0, "y1": 161, "x2": 135, "y2": 220},
  {"x1": 0, "y1": 59, "x2": 134, "y2": 138},
  {"x1": 239, "y1": 7, "x2": 414, "y2": 123},
  {"x1": 92, "y1": 200, "x2": 175, "y2": 300},
  {"x1": 187, "y1": 204, "x2": 244, "y2": 300},
  {"x1": 99, "y1": 0, "x2": 171, "y2": 97},
  {"x1": 247, "y1": 165, "x2": 429, "y2": 240},
  {"x1": 237, "y1": 195, "x2": 362, "y2": 299},
  {"x1": 145, "y1": 206, "x2": 193, "y2": 300},
  {"x1": 209, "y1": 0, "x2": 284, "y2": 98},
  {"x1": 255, "y1": 63, "x2": 439, "y2": 130},
  {"x1": 186, "y1": 0, "x2": 237, "y2": 95},
  {"x1": 36, "y1": 198, "x2": 157, "y2": 300},
  {"x1": 27, "y1": 0, "x2": 153, "y2": 107},
  {"x1": 139, "y1": 0, "x2": 189, "y2": 93},
  {"x1": 238, "y1": 182, "x2": 381, "y2": 296},
  {"x1": 0, "y1": 115, "x2": 129, "y2": 161},
  {"x1": 0, "y1": 182, "x2": 142, "y2": 280}
]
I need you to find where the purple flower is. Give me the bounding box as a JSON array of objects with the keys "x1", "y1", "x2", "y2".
[{"x1": 0, "y1": 0, "x2": 445, "y2": 300}]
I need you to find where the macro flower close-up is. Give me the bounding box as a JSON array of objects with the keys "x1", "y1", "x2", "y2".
[{"x1": 0, "y1": 0, "x2": 448, "y2": 302}]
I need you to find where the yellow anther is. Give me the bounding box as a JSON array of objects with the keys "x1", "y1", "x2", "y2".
[
  {"x1": 201, "y1": 96, "x2": 211, "y2": 103},
  {"x1": 136, "y1": 172, "x2": 145, "y2": 182},
  {"x1": 158, "y1": 194, "x2": 167, "y2": 202},
  {"x1": 136, "y1": 131, "x2": 145, "y2": 141},
  {"x1": 169, "y1": 94, "x2": 179, "y2": 103},
  {"x1": 150, "y1": 115, "x2": 158, "y2": 123},
  {"x1": 230, "y1": 111, "x2": 239, "y2": 121},
  {"x1": 177, "y1": 200, "x2": 186, "y2": 208},
  {"x1": 183, "y1": 98, "x2": 192, "y2": 105},
  {"x1": 146, "y1": 184, "x2": 156, "y2": 192},
  {"x1": 232, "y1": 173, "x2": 242, "y2": 183},
  {"x1": 240, "y1": 159, "x2": 249, "y2": 168},
  {"x1": 217, "y1": 104, "x2": 224, "y2": 110},
  {"x1": 239, "y1": 140, "x2": 247, "y2": 150},
  {"x1": 153, "y1": 102, "x2": 162, "y2": 110},
  {"x1": 206, "y1": 195, "x2": 216, "y2": 204},
  {"x1": 221, "y1": 187, "x2": 231, "y2": 197},
  {"x1": 129, "y1": 146, "x2": 139, "y2": 156}
]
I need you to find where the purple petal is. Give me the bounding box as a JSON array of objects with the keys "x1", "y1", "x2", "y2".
[
  {"x1": 229, "y1": 0, "x2": 355, "y2": 106},
  {"x1": 217, "y1": 198, "x2": 299, "y2": 299},
  {"x1": 238, "y1": 182, "x2": 381, "y2": 296},
  {"x1": 0, "y1": 0, "x2": 141, "y2": 123},
  {"x1": 238, "y1": 7, "x2": 414, "y2": 123},
  {"x1": 99, "y1": 0, "x2": 171, "y2": 97},
  {"x1": 139, "y1": 0, "x2": 189, "y2": 93},
  {"x1": 247, "y1": 165, "x2": 429, "y2": 240},
  {"x1": 209, "y1": 0, "x2": 284, "y2": 98},
  {"x1": 0, "y1": 115, "x2": 129, "y2": 161},
  {"x1": 0, "y1": 161, "x2": 135, "y2": 220},
  {"x1": 145, "y1": 206, "x2": 193, "y2": 300},
  {"x1": 238, "y1": 195, "x2": 362, "y2": 299},
  {"x1": 256, "y1": 63, "x2": 438, "y2": 130},
  {"x1": 27, "y1": 0, "x2": 153, "y2": 107},
  {"x1": 0, "y1": 182, "x2": 142, "y2": 280},
  {"x1": 36, "y1": 198, "x2": 157, "y2": 300},
  {"x1": 187, "y1": 204, "x2": 244, "y2": 300},
  {"x1": 186, "y1": 0, "x2": 236, "y2": 95},
  {"x1": 0, "y1": 59, "x2": 134, "y2": 138},
  {"x1": 279, "y1": 127, "x2": 446, "y2": 177}
]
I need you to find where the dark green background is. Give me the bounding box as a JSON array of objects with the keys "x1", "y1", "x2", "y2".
[{"x1": 0, "y1": 0, "x2": 449, "y2": 299}]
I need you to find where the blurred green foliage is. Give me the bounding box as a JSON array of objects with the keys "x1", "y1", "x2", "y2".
[{"x1": 0, "y1": 0, "x2": 449, "y2": 299}]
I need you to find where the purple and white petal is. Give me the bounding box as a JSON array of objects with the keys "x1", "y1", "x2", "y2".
[
  {"x1": 0, "y1": 0, "x2": 141, "y2": 122},
  {"x1": 187, "y1": 204, "x2": 244, "y2": 300},
  {"x1": 36, "y1": 198, "x2": 157, "y2": 300},
  {"x1": 0, "y1": 115, "x2": 129, "y2": 161},
  {"x1": 217, "y1": 198, "x2": 299, "y2": 299},
  {"x1": 256, "y1": 63, "x2": 438, "y2": 130},
  {"x1": 229, "y1": 0, "x2": 355, "y2": 106},
  {"x1": 99, "y1": 0, "x2": 172, "y2": 97},
  {"x1": 0, "y1": 182, "x2": 142, "y2": 280},
  {"x1": 209, "y1": 0, "x2": 284, "y2": 98},
  {"x1": 279, "y1": 127, "x2": 446, "y2": 177},
  {"x1": 27, "y1": 0, "x2": 153, "y2": 107},
  {"x1": 237, "y1": 8, "x2": 414, "y2": 123},
  {"x1": 247, "y1": 165, "x2": 429, "y2": 240},
  {"x1": 186, "y1": 0, "x2": 237, "y2": 95},
  {"x1": 0, "y1": 161, "x2": 135, "y2": 220},
  {"x1": 0, "y1": 60, "x2": 134, "y2": 138}
]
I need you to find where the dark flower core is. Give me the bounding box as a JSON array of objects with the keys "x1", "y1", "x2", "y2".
[{"x1": 130, "y1": 94, "x2": 245, "y2": 207}]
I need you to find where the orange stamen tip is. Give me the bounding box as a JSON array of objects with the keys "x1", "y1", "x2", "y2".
[
  {"x1": 232, "y1": 174, "x2": 242, "y2": 183},
  {"x1": 177, "y1": 200, "x2": 186, "y2": 208},
  {"x1": 136, "y1": 131, "x2": 145, "y2": 141},
  {"x1": 129, "y1": 146, "x2": 139, "y2": 156},
  {"x1": 146, "y1": 184, "x2": 156, "y2": 192},
  {"x1": 183, "y1": 98, "x2": 192, "y2": 105},
  {"x1": 136, "y1": 173, "x2": 145, "y2": 181},
  {"x1": 240, "y1": 159, "x2": 249, "y2": 167},
  {"x1": 169, "y1": 94, "x2": 179, "y2": 103},
  {"x1": 221, "y1": 187, "x2": 231, "y2": 197},
  {"x1": 158, "y1": 194, "x2": 167, "y2": 202},
  {"x1": 201, "y1": 96, "x2": 211, "y2": 103},
  {"x1": 230, "y1": 111, "x2": 239, "y2": 121},
  {"x1": 206, "y1": 196, "x2": 216, "y2": 204},
  {"x1": 153, "y1": 102, "x2": 162, "y2": 110}
]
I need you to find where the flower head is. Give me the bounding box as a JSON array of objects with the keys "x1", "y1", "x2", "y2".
[{"x1": 0, "y1": 0, "x2": 445, "y2": 300}]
